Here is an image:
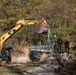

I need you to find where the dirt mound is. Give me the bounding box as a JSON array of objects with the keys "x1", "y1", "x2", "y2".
[{"x1": 11, "y1": 46, "x2": 31, "y2": 63}]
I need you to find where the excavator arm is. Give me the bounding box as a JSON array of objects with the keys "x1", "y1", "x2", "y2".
[{"x1": 0, "y1": 18, "x2": 47, "y2": 52}]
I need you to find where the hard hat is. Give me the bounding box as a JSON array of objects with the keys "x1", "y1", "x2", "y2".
[
  {"x1": 41, "y1": 49, "x2": 44, "y2": 53},
  {"x1": 54, "y1": 35, "x2": 56, "y2": 38}
]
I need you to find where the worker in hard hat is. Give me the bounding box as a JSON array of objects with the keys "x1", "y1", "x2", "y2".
[
  {"x1": 54, "y1": 35, "x2": 56, "y2": 38},
  {"x1": 54, "y1": 35, "x2": 58, "y2": 52}
]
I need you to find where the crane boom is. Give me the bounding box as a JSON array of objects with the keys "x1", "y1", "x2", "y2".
[{"x1": 0, "y1": 18, "x2": 46, "y2": 52}]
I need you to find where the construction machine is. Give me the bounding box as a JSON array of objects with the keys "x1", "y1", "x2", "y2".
[{"x1": 0, "y1": 18, "x2": 48, "y2": 64}]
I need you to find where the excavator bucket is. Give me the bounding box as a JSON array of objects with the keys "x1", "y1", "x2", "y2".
[
  {"x1": 36, "y1": 20, "x2": 48, "y2": 34},
  {"x1": 36, "y1": 24, "x2": 48, "y2": 34}
]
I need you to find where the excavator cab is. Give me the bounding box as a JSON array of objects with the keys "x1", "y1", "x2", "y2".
[{"x1": 0, "y1": 47, "x2": 13, "y2": 63}]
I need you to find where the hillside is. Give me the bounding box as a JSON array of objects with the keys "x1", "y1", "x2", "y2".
[{"x1": 0, "y1": 0, "x2": 76, "y2": 51}]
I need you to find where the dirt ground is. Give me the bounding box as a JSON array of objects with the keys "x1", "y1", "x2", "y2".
[
  {"x1": 0, "y1": 60, "x2": 51, "y2": 75},
  {"x1": 0, "y1": 62, "x2": 41, "y2": 75},
  {"x1": 0, "y1": 53, "x2": 76, "y2": 75},
  {"x1": 0, "y1": 58, "x2": 58, "y2": 75}
]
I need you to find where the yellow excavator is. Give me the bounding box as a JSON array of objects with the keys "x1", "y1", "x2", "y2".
[{"x1": 0, "y1": 18, "x2": 48, "y2": 64}]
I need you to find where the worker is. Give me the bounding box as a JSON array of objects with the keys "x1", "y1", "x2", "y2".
[
  {"x1": 64, "y1": 39, "x2": 69, "y2": 53},
  {"x1": 54, "y1": 35, "x2": 58, "y2": 52},
  {"x1": 57, "y1": 37, "x2": 63, "y2": 52},
  {"x1": 54, "y1": 35, "x2": 56, "y2": 38}
]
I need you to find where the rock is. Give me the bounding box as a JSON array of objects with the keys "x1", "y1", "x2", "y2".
[
  {"x1": 67, "y1": 54, "x2": 75, "y2": 61},
  {"x1": 60, "y1": 53, "x2": 68, "y2": 60},
  {"x1": 60, "y1": 53, "x2": 75, "y2": 62},
  {"x1": 39, "y1": 53, "x2": 54, "y2": 61},
  {"x1": 40, "y1": 53, "x2": 48, "y2": 61}
]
